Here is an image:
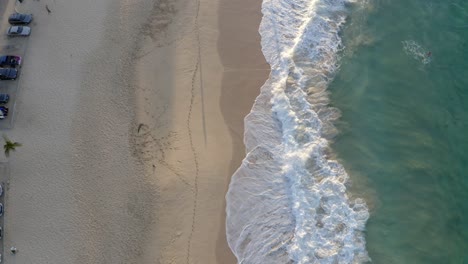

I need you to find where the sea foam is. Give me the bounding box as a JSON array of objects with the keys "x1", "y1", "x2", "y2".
[{"x1": 226, "y1": 0, "x2": 370, "y2": 263}]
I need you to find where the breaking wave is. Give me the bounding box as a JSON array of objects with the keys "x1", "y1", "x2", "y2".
[{"x1": 225, "y1": 0, "x2": 370, "y2": 263}]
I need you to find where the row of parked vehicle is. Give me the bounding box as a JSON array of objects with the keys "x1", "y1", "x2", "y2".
[
  {"x1": 7, "y1": 13, "x2": 33, "y2": 37},
  {"x1": 0, "y1": 11, "x2": 31, "y2": 262},
  {"x1": 0, "y1": 9, "x2": 12, "y2": 231},
  {"x1": 0, "y1": 12, "x2": 32, "y2": 120}
]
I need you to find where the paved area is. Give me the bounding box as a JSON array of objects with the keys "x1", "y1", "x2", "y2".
[
  {"x1": 0, "y1": 0, "x2": 29, "y2": 130},
  {"x1": 0, "y1": 0, "x2": 28, "y2": 262},
  {"x1": 0, "y1": 163, "x2": 9, "y2": 262}
]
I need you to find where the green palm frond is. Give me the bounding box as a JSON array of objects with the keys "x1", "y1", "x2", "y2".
[
  {"x1": 4, "y1": 146, "x2": 10, "y2": 157},
  {"x1": 3, "y1": 134, "x2": 21, "y2": 157}
]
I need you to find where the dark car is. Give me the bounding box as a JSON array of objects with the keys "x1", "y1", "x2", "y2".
[
  {"x1": 0, "y1": 107, "x2": 6, "y2": 119},
  {"x1": 0, "y1": 94, "x2": 9, "y2": 104},
  {"x1": 0, "y1": 55, "x2": 22, "y2": 68},
  {"x1": 0, "y1": 68, "x2": 18, "y2": 80},
  {"x1": 0, "y1": 107, "x2": 7, "y2": 120},
  {"x1": 8, "y1": 13, "x2": 33, "y2": 25},
  {"x1": 0, "y1": 203, "x2": 3, "y2": 216}
]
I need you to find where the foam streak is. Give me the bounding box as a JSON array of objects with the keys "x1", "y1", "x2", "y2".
[{"x1": 226, "y1": 0, "x2": 370, "y2": 263}]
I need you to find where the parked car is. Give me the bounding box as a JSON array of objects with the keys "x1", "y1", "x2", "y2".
[
  {"x1": 8, "y1": 13, "x2": 33, "y2": 25},
  {"x1": 0, "y1": 227, "x2": 2, "y2": 239},
  {"x1": 0, "y1": 107, "x2": 7, "y2": 119},
  {"x1": 0, "y1": 203, "x2": 3, "y2": 216},
  {"x1": 0, "y1": 55, "x2": 22, "y2": 68},
  {"x1": 0, "y1": 106, "x2": 8, "y2": 120},
  {"x1": 0, "y1": 68, "x2": 18, "y2": 80},
  {"x1": 7, "y1": 26, "x2": 31, "y2": 37},
  {"x1": 0, "y1": 184, "x2": 3, "y2": 196},
  {"x1": 0, "y1": 94, "x2": 9, "y2": 104}
]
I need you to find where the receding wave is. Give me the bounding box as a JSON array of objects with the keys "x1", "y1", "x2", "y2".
[{"x1": 226, "y1": 0, "x2": 370, "y2": 263}]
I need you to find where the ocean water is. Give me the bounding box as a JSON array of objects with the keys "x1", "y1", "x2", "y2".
[
  {"x1": 226, "y1": 0, "x2": 468, "y2": 263},
  {"x1": 330, "y1": 0, "x2": 468, "y2": 263}
]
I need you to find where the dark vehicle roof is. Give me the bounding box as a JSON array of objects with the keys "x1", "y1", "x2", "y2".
[
  {"x1": 0, "y1": 57, "x2": 9, "y2": 64},
  {"x1": 0, "y1": 68, "x2": 17, "y2": 75},
  {"x1": 0, "y1": 68, "x2": 14, "y2": 73},
  {"x1": 9, "y1": 13, "x2": 21, "y2": 19},
  {"x1": 0, "y1": 94, "x2": 8, "y2": 103},
  {"x1": 0, "y1": 55, "x2": 18, "y2": 63},
  {"x1": 9, "y1": 13, "x2": 28, "y2": 20}
]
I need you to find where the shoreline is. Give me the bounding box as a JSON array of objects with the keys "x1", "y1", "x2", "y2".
[
  {"x1": 218, "y1": 0, "x2": 269, "y2": 261},
  {"x1": 133, "y1": 0, "x2": 269, "y2": 262}
]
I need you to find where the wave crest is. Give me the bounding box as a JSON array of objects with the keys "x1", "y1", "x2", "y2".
[{"x1": 226, "y1": 0, "x2": 370, "y2": 263}]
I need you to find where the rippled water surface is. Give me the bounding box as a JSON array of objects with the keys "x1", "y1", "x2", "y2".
[{"x1": 330, "y1": 0, "x2": 468, "y2": 263}]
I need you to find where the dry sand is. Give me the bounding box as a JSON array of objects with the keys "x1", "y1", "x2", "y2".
[{"x1": 0, "y1": 0, "x2": 267, "y2": 263}]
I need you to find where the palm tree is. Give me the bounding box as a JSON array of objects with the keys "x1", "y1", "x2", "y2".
[{"x1": 3, "y1": 135, "x2": 21, "y2": 157}]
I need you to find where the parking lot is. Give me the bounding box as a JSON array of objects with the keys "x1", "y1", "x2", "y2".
[
  {"x1": 0, "y1": 43, "x2": 27, "y2": 129},
  {"x1": 0, "y1": 0, "x2": 30, "y2": 129},
  {"x1": 0, "y1": 0, "x2": 30, "y2": 261}
]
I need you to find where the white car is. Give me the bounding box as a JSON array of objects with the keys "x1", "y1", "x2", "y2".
[
  {"x1": 0, "y1": 184, "x2": 2, "y2": 196},
  {"x1": 7, "y1": 26, "x2": 31, "y2": 37}
]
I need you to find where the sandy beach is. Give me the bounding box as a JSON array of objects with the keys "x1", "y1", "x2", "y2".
[
  {"x1": 133, "y1": 0, "x2": 268, "y2": 262},
  {"x1": 0, "y1": 0, "x2": 266, "y2": 263}
]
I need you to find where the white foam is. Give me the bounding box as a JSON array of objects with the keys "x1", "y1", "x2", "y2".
[
  {"x1": 403, "y1": 40, "x2": 432, "y2": 65},
  {"x1": 226, "y1": 0, "x2": 370, "y2": 263}
]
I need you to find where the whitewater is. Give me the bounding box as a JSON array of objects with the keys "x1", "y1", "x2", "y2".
[{"x1": 225, "y1": 0, "x2": 370, "y2": 263}]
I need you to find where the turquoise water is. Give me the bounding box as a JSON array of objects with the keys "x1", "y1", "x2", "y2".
[{"x1": 330, "y1": 1, "x2": 468, "y2": 263}]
